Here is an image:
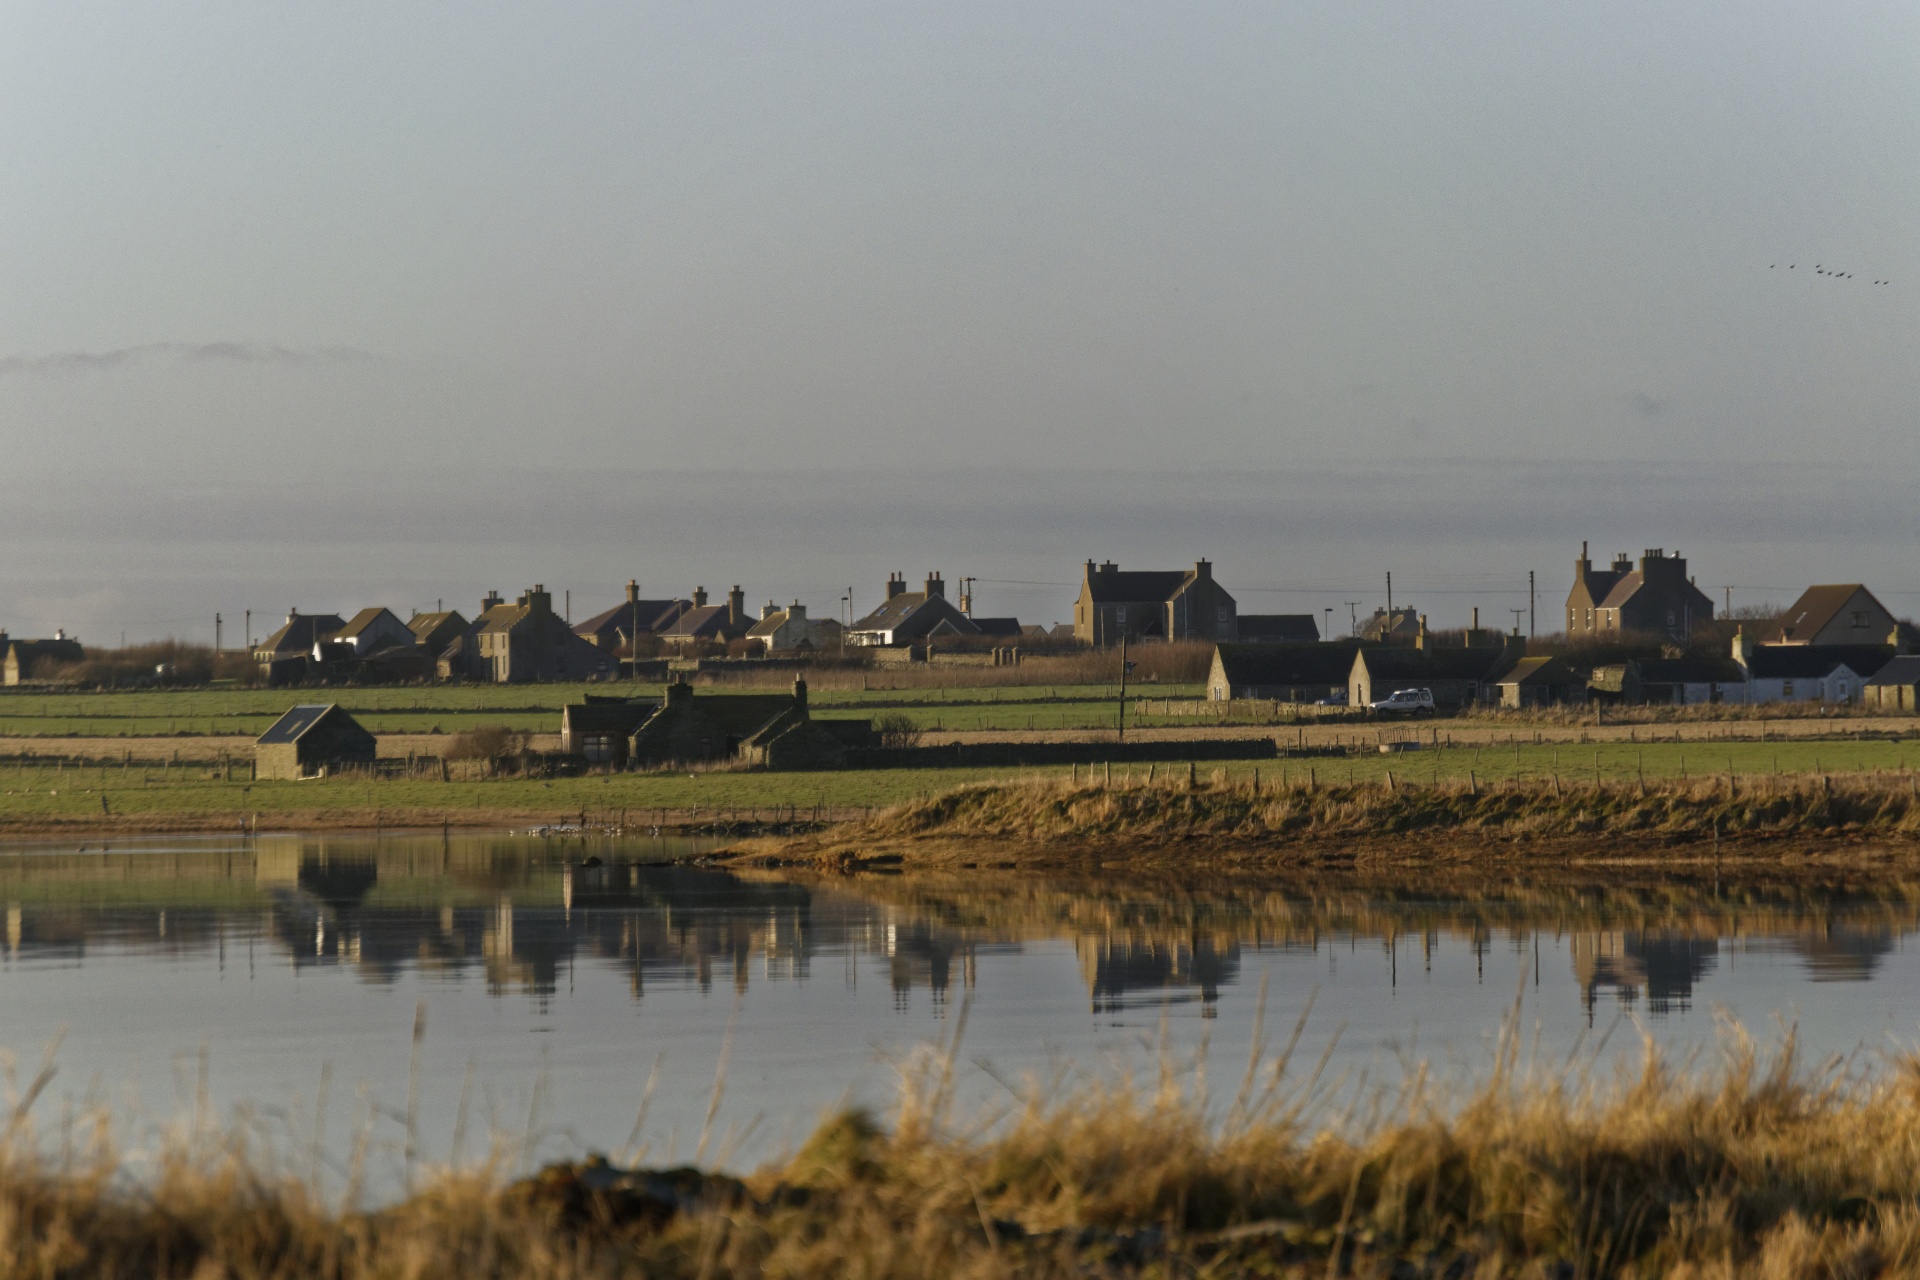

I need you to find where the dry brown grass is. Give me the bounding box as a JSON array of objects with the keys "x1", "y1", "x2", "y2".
[
  {"x1": 896, "y1": 770, "x2": 1920, "y2": 839},
  {"x1": 8, "y1": 1026, "x2": 1920, "y2": 1275}
]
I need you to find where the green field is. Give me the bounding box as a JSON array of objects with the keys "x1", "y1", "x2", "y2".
[
  {"x1": 0, "y1": 737, "x2": 1915, "y2": 831},
  {"x1": 0, "y1": 683, "x2": 1204, "y2": 738}
]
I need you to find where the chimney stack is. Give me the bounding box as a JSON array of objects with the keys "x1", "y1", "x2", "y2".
[
  {"x1": 1416, "y1": 613, "x2": 1430, "y2": 651},
  {"x1": 693, "y1": 585, "x2": 708, "y2": 608},
  {"x1": 885, "y1": 572, "x2": 906, "y2": 600},
  {"x1": 924, "y1": 572, "x2": 944, "y2": 599},
  {"x1": 627, "y1": 579, "x2": 639, "y2": 605},
  {"x1": 728, "y1": 585, "x2": 745, "y2": 628},
  {"x1": 1193, "y1": 558, "x2": 1211, "y2": 579}
]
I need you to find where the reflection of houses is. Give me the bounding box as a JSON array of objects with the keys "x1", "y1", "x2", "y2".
[
  {"x1": 1076, "y1": 932, "x2": 1238, "y2": 1014},
  {"x1": 1571, "y1": 931, "x2": 1718, "y2": 1016}
]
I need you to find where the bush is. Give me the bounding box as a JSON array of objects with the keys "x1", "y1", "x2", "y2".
[
  {"x1": 445, "y1": 725, "x2": 530, "y2": 760},
  {"x1": 872, "y1": 712, "x2": 923, "y2": 749}
]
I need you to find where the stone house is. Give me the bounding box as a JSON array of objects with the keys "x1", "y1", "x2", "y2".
[
  {"x1": 847, "y1": 574, "x2": 979, "y2": 647},
  {"x1": 1494, "y1": 656, "x2": 1585, "y2": 709},
  {"x1": 1865, "y1": 656, "x2": 1920, "y2": 712},
  {"x1": 1073, "y1": 559, "x2": 1237, "y2": 646},
  {"x1": 407, "y1": 609, "x2": 469, "y2": 659},
  {"x1": 333, "y1": 608, "x2": 416, "y2": 657},
  {"x1": 1206, "y1": 642, "x2": 1360, "y2": 702},
  {"x1": 1756, "y1": 585, "x2": 1899, "y2": 647},
  {"x1": 572, "y1": 581, "x2": 693, "y2": 652},
  {"x1": 472, "y1": 585, "x2": 617, "y2": 683},
  {"x1": 629, "y1": 679, "x2": 871, "y2": 769},
  {"x1": 1349, "y1": 629, "x2": 1522, "y2": 711},
  {"x1": 1, "y1": 631, "x2": 84, "y2": 685},
  {"x1": 745, "y1": 600, "x2": 835, "y2": 653},
  {"x1": 254, "y1": 704, "x2": 378, "y2": 780},
  {"x1": 1565, "y1": 543, "x2": 1714, "y2": 641},
  {"x1": 657, "y1": 586, "x2": 755, "y2": 651},
  {"x1": 559, "y1": 696, "x2": 662, "y2": 766}
]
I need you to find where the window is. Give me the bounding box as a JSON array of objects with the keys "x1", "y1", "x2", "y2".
[
  {"x1": 1852, "y1": 611, "x2": 1868, "y2": 630},
  {"x1": 1114, "y1": 606, "x2": 1127, "y2": 625},
  {"x1": 1217, "y1": 605, "x2": 1230, "y2": 623},
  {"x1": 1782, "y1": 680, "x2": 1794, "y2": 698}
]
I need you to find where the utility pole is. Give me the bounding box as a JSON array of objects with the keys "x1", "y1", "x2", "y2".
[
  {"x1": 1510, "y1": 608, "x2": 1526, "y2": 637},
  {"x1": 1528, "y1": 570, "x2": 1535, "y2": 638},
  {"x1": 1324, "y1": 607, "x2": 1332, "y2": 642},
  {"x1": 215, "y1": 613, "x2": 222, "y2": 655},
  {"x1": 244, "y1": 610, "x2": 251, "y2": 650},
  {"x1": 1116, "y1": 634, "x2": 1130, "y2": 742},
  {"x1": 1386, "y1": 571, "x2": 1393, "y2": 621},
  {"x1": 1346, "y1": 601, "x2": 1361, "y2": 637},
  {"x1": 565, "y1": 590, "x2": 570, "y2": 624},
  {"x1": 1724, "y1": 585, "x2": 1731, "y2": 617},
  {"x1": 632, "y1": 581, "x2": 641, "y2": 681}
]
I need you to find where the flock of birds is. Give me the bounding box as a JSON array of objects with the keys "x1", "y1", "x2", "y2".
[{"x1": 1771, "y1": 263, "x2": 1891, "y2": 284}]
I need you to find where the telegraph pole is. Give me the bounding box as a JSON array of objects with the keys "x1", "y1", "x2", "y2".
[
  {"x1": 1324, "y1": 608, "x2": 1332, "y2": 642},
  {"x1": 1528, "y1": 571, "x2": 1535, "y2": 638},
  {"x1": 1346, "y1": 601, "x2": 1360, "y2": 637},
  {"x1": 244, "y1": 610, "x2": 251, "y2": 650},
  {"x1": 215, "y1": 613, "x2": 222, "y2": 655},
  {"x1": 1116, "y1": 634, "x2": 1129, "y2": 742},
  {"x1": 1386, "y1": 572, "x2": 1393, "y2": 620}
]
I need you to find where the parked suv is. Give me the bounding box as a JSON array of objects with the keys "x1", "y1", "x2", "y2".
[{"x1": 1369, "y1": 688, "x2": 1435, "y2": 716}]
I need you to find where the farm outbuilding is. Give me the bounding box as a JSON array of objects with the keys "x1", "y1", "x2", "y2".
[{"x1": 255, "y1": 704, "x2": 378, "y2": 780}]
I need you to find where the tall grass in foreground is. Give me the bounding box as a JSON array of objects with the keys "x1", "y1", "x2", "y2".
[{"x1": 5, "y1": 1019, "x2": 1920, "y2": 1276}]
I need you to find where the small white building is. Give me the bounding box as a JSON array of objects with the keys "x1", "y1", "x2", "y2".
[{"x1": 1733, "y1": 632, "x2": 1887, "y2": 705}]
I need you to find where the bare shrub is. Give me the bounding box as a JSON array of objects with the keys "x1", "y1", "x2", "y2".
[
  {"x1": 445, "y1": 725, "x2": 530, "y2": 761},
  {"x1": 872, "y1": 711, "x2": 924, "y2": 749}
]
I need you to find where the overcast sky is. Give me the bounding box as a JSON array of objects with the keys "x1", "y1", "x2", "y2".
[{"x1": 1, "y1": 2, "x2": 1915, "y2": 641}]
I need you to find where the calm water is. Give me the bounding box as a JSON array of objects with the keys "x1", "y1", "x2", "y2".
[{"x1": 3, "y1": 833, "x2": 1919, "y2": 1195}]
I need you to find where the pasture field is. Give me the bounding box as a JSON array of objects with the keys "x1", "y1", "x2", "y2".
[
  {"x1": 0, "y1": 683, "x2": 1197, "y2": 739},
  {"x1": 3, "y1": 736, "x2": 1920, "y2": 834}
]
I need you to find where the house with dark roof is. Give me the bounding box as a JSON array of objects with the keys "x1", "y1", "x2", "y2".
[
  {"x1": 407, "y1": 609, "x2": 469, "y2": 658},
  {"x1": 1, "y1": 631, "x2": 84, "y2": 686},
  {"x1": 657, "y1": 586, "x2": 755, "y2": 651},
  {"x1": 1072, "y1": 559, "x2": 1237, "y2": 646},
  {"x1": 847, "y1": 574, "x2": 978, "y2": 647},
  {"x1": 559, "y1": 695, "x2": 662, "y2": 766},
  {"x1": 1566, "y1": 543, "x2": 1714, "y2": 642},
  {"x1": 1207, "y1": 642, "x2": 1361, "y2": 702},
  {"x1": 629, "y1": 679, "x2": 872, "y2": 769},
  {"x1": 1865, "y1": 655, "x2": 1920, "y2": 712},
  {"x1": 1349, "y1": 630, "x2": 1522, "y2": 711},
  {"x1": 1756, "y1": 585, "x2": 1899, "y2": 647},
  {"x1": 1732, "y1": 631, "x2": 1887, "y2": 705},
  {"x1": 1237, "y1": 614, "x2": 1320, "y2": 644},
  {"x1": 1635, "y1": 658, "x2": 1749, "y2": 706},
  {"x1": 252, "y1": 610, "x2": 346, "y2": 685},
  {"x1": 254, "y1": 704, "x2": 377, "y2": 780},
  {"x1": 471, "y1": 585, "x2": 616, "y2": 683},
  {"x1": 1493, "y1": 656, "x2": 1584, "y2": 709},
  {"x1": 333, "y1": 607, "x2": 414, "y2": 657},
  {"x1": 573, "y1": 581, "x2": 693, "y2": 652}
]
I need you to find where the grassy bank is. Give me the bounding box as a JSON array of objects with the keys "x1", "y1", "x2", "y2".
[
  {"x1": 5, "y1": 1037, "x2": 1920, "y2": 1276},
  {"x1": 737, "y1": 770, "x2": 1920, "y2": 870}
]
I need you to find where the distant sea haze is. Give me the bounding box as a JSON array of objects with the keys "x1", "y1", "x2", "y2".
[{"x1": 1, "y1": 462, "x2": 1914, "y2": 644}]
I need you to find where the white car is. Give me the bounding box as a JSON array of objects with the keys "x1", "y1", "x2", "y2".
[{"x1": 1370, "y1": 688, "x2": 1435, "y2": 716}]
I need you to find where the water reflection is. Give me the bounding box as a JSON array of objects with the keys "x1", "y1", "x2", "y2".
[{"x1": 2, "y1": 835, "x2": 1917, "y2": 1022}]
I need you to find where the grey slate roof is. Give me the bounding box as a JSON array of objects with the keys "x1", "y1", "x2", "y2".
[
  {"x1": 1743, "y1": 645, "x2": 1891, "y2": 680},
  {"x1": 1085, "y1": 571, "x2": 1189, "y2": 604},
  {"x1": 1866, "y1": 655, "x2": 1920, "y2": 687},
  {"x1": 1238, "y1": 614, "x2": 1320, "y2": 643},
  {"x1": 257, "y1": 704, "x2": 338, "y2": 745},
  {"x1": 1214, "y1": 642, "x2": 1360, "y2": 688},
  {"x1": 1638, "y1": 658, "x2": 1747, "y2": 685}
]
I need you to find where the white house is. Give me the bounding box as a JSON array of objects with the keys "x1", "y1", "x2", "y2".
[
  {"x1": 1732, "y1": 631, "x2": 1888, "y2": 705},
  {"x1": 331, "y1": 607, "x2": 416, "y2": 657},
  {"x1": 745, "y1": 600, "x2": 836, "y2": 653}
]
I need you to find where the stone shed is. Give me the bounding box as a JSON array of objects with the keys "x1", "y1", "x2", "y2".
[{"x1": 255, "y1": 704, "x2": 378, "y2": 780}]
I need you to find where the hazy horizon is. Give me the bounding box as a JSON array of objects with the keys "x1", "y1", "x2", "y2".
[{"x1": 2, "y1": 3, "x2": 1914, "y2": 642}]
